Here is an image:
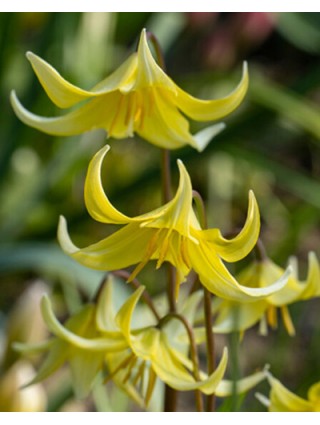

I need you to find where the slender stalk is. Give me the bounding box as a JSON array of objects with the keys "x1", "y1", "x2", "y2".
[
  {"x1": 148, "y1": 30, "x2": 178, "y2": 411},
  {"x1": 161, "y1": 149, "x2": 173, "y2": 204},
  {"x1": 162, "y1": 148, "x2": 178, "y2": 410},
  {"x1": 112, "y1": 270, "x2": 161, "y2": 322},
  {"x1": 159, "y1": 313, "x2": 204, "y2": 412},
  {"x1": 254, "y1": 238, "x2": 268, "y2": 262},
  {"x1": 193, "y1": 190, "x2": 216, "y2": 411},
  {"x1": 203, "y1": 289, "x2": 216, "y2": 411}
]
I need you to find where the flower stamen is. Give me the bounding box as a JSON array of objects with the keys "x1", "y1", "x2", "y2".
[{"x1": 280, "y1": 306, "x2": 296, "y2": 336}]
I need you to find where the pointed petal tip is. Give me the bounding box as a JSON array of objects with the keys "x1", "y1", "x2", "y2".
[
  {"x1": 222, "y1": 346, "x2": 228, "y2": 359},
  {"x1": 57, "y1": 215, "x2": 79, "y2": 255},
  {"x1": 10, "y1": 89, "x2": 18, "y2": 102},
  {"x1": 248, "y1": 190, "x2": 257, "y2": 204},
  {"x1": 101, "y1": 143, "x2": 111, "y2": 155},
  {"x1": 139, "y1": 27, "x2": 148, "y2": 46},
  {"x1": 176, "y1": 158, "x2": 187, "y2": 174},
  {"x1": 58, "y1": 214, "x2": 66, "y2": 227},
  {"x1": 26, "y1": 51, "x2": 35, "y2": 60}
]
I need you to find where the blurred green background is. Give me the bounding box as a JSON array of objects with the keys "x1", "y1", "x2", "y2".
[{"x1": 0, "y1": 12, "x2": 320, "y2": 411}]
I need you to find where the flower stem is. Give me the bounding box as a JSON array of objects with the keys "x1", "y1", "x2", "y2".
[
  {"x1": 193, "y1": 190, "x2": 216, "y2": 412},
  {"x1": 161, "y1": 149, "x2": 176, "y2": 315},
  {"x1": 159, "y1": 313, "x2": 204, "y2": 412},
  {"x1": 254, "y1": 238, "x2": 268, "y2": 262},
  {"x1": 162, "y1": 149, "x2": 177, "y2": 411},
  {"x1": 148, "y1": 30, "x2": 177, "y2": 411}
]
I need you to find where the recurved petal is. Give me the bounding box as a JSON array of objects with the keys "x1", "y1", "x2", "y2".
[
  {"x1": 23, "y1": 339, "x2": 68, "y2": 386},
  {"x1": 115, "y1": 285, "x2": 146, "y2": 341},
  {"x1": 202, "y1": 190, "x2": 260, "y2": 263},
  {"x1": 176, "y1": 62, "x2": 249, "y2": 122},
  {"x1": 151, "y1": 341, "x2": 228, "y2": 394},
  {"x1": 215, "y1": 368, "x2": 267, "y2": 397},
  {"x1": 307, "y1": 381, "x2": 320, "y2": 404},
  {"x1": 26, "y1": 52, "x2": 96, "y2": 108},
  {"x1": 139, "y1": 159, "x2": 196, "y2": 239},
  {"x1": 261, "y1": 260, "x2": 302, "y2": 306},
  {"x1": 299, "y1": 252, "x2": 320, "y2": 300},
  {"x1": 192, "y1": 122, "x2": 226, "y2": 152},
  {"x1": 212, "y1": 299, "x2": 268, "y2": 334},
  {"x1": 10, "y1": 91, "x2": 117, "y2": 136},
  {"x1": 26, "y1": 51, "x2": 138, "y2": 109},
  {"x1": 268, "y1": 375, "x2": 312, "y2": 412},
  {"x1": 41, "y1": 296, "x2": 126, "y2": 351},
  {"x1": 85, "y1": 145, "x2": 132, "y2": 224},
  {"x1": 58, "y1": 216, "x2": 154, "y2": 271},
  {"x1": 190, "y1": 243, "x2": 291, "y2": 302}
]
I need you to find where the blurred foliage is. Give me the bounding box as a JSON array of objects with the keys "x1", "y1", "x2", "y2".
[{"x1": 0, "y1": 12, "x2": 320, "y2": 411}]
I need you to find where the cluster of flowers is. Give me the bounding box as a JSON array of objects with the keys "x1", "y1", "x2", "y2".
[{"x1": 10, "y1": 29, "x2": 320, "y2": 411}]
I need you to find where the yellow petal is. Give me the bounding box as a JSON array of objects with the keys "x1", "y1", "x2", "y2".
[
  {"x1": 26, "y1": 51, "x2": 95, "y2": 108},
  {"x1": 192, "y1": 122, "x2": 226, "y2": 152},
  {"x1": 13, "y1": 340, "x2": 54, "y2": 354},
  {"x1": 202, "y1": 190, "x2": 260, "y2": 262},
  {"x1": 136, "y1": 88, "x2": 198, "y2": 150},
  {"x1": 151, "y1": 340, "x2": 228, "y2": 394},
  {"x1": 190, "y1": 243, "x2": 291, "y2": 302},
  {"x1": 135, "y1": 28, "x2": 176, "y2": 91},
  {"x1": 10, "y1": 90, "x2": 116, "y2": 136},
  {"x1": 139, "y1": 159, "x2": 199, "y2": 240},
  {"x1": 299, "y1": 252, "x2": 320, "y2": 300},
  {"x1": 58, "y1": 216, "x2": 154, "y2": 271},
  {"x1": 41, "y1": 296, "x2": 126, "y2": 351},
  {"x1": 69, "y1": 349, "x2": 105, "y2": 399},
  {"x1": 115, "y1": 285, "x2": 145, "y2": 341},
  {"x1": 23, "y1": 339, "x2": 68, "y2": 386},
  {"x1": 26, "y1": 51, "x2": 138, "y2": 108},
  {"x1": 268, "y1": 375, "x2": 312, "y2": 412},
  {"x1": 211, "y1": 299, "x2": 268, "y2": 334},
  {"x1": 95, "y1": 277, "x2": 118, "y2": 333},
  {"x1": 215, "y1": 368, "x2": 267, "y2": 397},
  {"x1": 262, "y1": 261, "x2": 302, "y2": 306},
  {"x1": 307, "y1": 381, "x2": 320, "y2": 404},
  {"x1": 176, "y1": 62, "x2": 249, "y2": 121},
  {"x1": 84, "y1": 145, "x2": 132, "y2": 224}
]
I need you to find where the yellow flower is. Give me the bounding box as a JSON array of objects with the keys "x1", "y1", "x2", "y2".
[
  {"x1": 198, "y1": 252, "x2": 319, "y2": 336},
  {"x1": 14, "y1": 284, "x2": 128, "y2": 399},
  {"x1": 105, "y1": 282, "x2": 267, "y2": 409},
  {"x1": 257, "y1": 373, "x2": 320, "y2": 412},
  {"x1": 14, "y1": 277, "x2": 225, "y2": 407},
  {"x1": 58, "y1": 144, "x2": 288, "y2": 302},
  {"x1": 14, "y1": 277, "x2": 267, "y2": 409},
  {"x1": 10, "y1": 29, "x2": 248, "y2": 151}
]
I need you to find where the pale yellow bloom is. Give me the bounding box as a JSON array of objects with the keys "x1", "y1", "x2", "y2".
[
  {"x1": 198, "y1": 252, "x2": 319, "y2": 336},
  {"x1": 10, "y1": 29, "x2": 248, "y2": 151},
  {"x1": 14, "y1": 277, "x2": 225, "y2": 407},
  {"x1": 258, "y1": 373, "x2": 320, "y2": 412},
  {"x1": 58, "y1": 144, "x2": 288, "y2": 302},
  {"x1": 104, "y1": 281, "x2": 267, "y2": 408},
  {"x1": 14, "y1": 284, "x2": 128, "y2": 399}
]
